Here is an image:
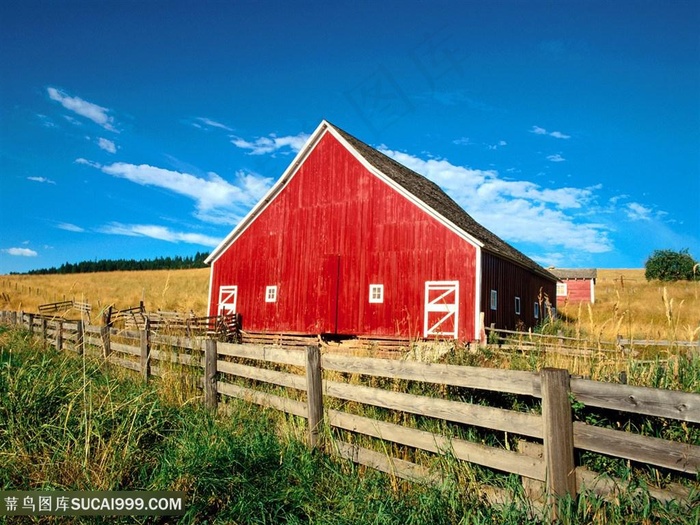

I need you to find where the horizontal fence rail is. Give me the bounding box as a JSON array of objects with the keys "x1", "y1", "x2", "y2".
[{"x1": 1, "y1": 309, "x2": 698, "y2": 521}]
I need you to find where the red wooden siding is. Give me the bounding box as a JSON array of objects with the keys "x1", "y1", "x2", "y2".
[
  {"x1": 557, "y1": 279, "x2": 594, "y2": 304},
  {"x1": 481, "y1": 252, "x2": 557, "y2": 331},
  {"x1": 209, "y1": 131, "x2": 478, "y2": 340}
]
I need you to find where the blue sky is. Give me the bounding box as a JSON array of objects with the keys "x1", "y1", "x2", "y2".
[{"x1": 1, "y1": 1, "x2": 698, "y2": 274}]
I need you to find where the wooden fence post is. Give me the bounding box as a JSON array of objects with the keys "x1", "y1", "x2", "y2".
[
  {"x1": 140, "y1": 318, "x2": 151, "y2": 382},
  {"x1": 76, "y1": 320, "x2": 84, "y2": 355},
  {"x1": 41, "y1": 318, "x2": 47, "y2": 348},
  {"x1": 27, "y1": 313, "x2": 34, "y2": 335},
  {"x1": 11, "y1": 311, "x2": 17, "y2": 326},
  {"x1": 101, "y1": 324, "x2": 111, "y2": 358},
  {"x1": 305, "y1": 345, "x2": 324, "y2": 449},
  {"x1": 541, "y1": 368, "x2": 576, "y2": 521},
  {"x1": 204, "y1": 339, "x2": 218, "y2": 410},
  {"x1": 56, "y1": 320, "x2": 63, "y2": 351}
]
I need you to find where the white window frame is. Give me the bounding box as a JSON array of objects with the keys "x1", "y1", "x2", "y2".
[
  {"x1": 265, "y1": 285, "x2": 278, "y2": 303},
  {"x1": 490, "y1": 290, "x2": 497, "y2": 310},
  {"x1": 514, "y1": 296, "x2": 521, "y2": 315},
  {"x1": 369, "y1": 284, "x2": 384, "y2": 303},
  {"x1": 556, "y1": 282, "x2": 568, "y2": 296}
]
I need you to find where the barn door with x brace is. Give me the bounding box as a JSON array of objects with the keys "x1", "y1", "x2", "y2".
[
  {"x1": 423, "y1": 281, "x2": 459, "y2": 339},
  {"x1": 217, "y1": 285, "x2": 238, "y2": 316}
]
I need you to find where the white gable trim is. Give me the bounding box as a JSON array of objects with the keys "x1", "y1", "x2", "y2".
[
  {"x1": 205, "y1": 121, "x2": 331, "y2": 265},
  {"x1": 327, "y1": 126, "x2": 484, "y2": 250},
  {"x1": 206, "y1": 120, "x2": 484, "y2": 265}
]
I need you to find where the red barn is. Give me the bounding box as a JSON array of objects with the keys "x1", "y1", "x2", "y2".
[
  {"x1": 550, "y1": 268, "x2": 597, "y2": 304},
  {"x1": 206, "y1": 121, "x2": 557, "y2": 341}
]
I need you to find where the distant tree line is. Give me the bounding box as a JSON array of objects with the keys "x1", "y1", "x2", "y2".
[{"x1": 24, "y1": 252, "x2": 210, "y2": 275}]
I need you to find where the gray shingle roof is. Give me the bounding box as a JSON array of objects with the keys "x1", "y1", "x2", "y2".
[
  {"x1": 548, "y1": 268, "x2": 598, "y2": 280},
  {"x1": 331, "y1": 123, "x2": 557, "y2": 282}
]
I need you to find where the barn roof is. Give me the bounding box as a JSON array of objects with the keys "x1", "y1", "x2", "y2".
[
  {"x1": 206, "y1": 120, "x2": 557, "y2": 282},
  {"x1": 549, "y1": 268, "x2": 598, "y2": 280},
  {"x1": 331, "y1": 125, "x2": 555, "y2": 281}
]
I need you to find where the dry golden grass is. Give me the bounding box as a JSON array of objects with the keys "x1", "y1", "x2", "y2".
[
  {"x1": 557, "y1": 269, "x2": 700, "y2": 343},
  {"x1": 0, "y1": 268, "x2": 210, "y2": 322},
  {"x1": 1, "y1": 267, "x2": 698, "y2": 342}
]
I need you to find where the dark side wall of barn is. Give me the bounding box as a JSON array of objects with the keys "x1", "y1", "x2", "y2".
[{"x1": 480, "y1": 252, "x2": 557, "y2": 331}]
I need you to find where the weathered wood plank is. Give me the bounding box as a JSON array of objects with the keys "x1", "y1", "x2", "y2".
[
  {"x1": 217, "y1": 342, "x2": 306, "y2": 366},
  {"x1": 217, "y1": 360, "x2": 307, "y2": 391},
  {"x1": 110, "y1": 342, "x2": 140, "y2": 356},
  {"x1": 216, "y1": 381, "x2": 307, "y2": 417},
  {"x1": 323, "y1": 380, "x2": 543, "y2": 438},
  {"x1": 571, "y1": 378, "x2": 700, "y2": 423},
  {"x1": 332, "y1": 440, "x2": 440, "y2": 485},
  {"x1": 573, "y1": 422, "x2": 700, "y2": 474},
  {"x1": 150, "y1": 349, "x2": 203, "y2": 367},
  {"x1": 328, "y1": 410, "x2": 545, "y2": 480},
  {"x1": 322, "y1": 354, "x2": 540, "y2": 396},
  {"x1": 106, "y1": 355, "x2": 140, "y2": 372}
]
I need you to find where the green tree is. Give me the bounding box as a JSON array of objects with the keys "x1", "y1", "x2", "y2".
[{"x1": 644, "y1": 249, "x2": 699, "y2": 281}]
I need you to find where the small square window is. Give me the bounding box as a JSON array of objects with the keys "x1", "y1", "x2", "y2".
[
  {"x1": 514, "y1": 296, "x2": 521, "y2": 315},
  {"x1": 490, "y1": 290, "x2": 497, "y2": 310},
  {"x1": 369, "y1": 284, "x2": 384, "y2": 303},
  {"x1": 556, "y1": 282, "x2": 567, "y2": 296},
  {"x1": 265, "y1": 285, "x2": 277, "y2": 303},
  {"x1": 534, "y1": 302, "x2": 540, "y2": 320}
]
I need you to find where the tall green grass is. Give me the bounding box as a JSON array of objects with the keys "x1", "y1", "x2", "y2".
[{"x1": 1, "y1": 325, "x2": 697, "y2": 524}]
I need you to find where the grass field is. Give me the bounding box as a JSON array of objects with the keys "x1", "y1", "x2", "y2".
[
  {"x1": 1, "y1": 326, "x2": 696, "y2": 524},
  {"x1": 1, "y1": 268, "x2": 698, "y2": 343}
]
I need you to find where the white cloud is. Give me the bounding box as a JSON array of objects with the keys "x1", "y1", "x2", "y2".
[
  {"x1": 231, "y1": 132, "x2": 309, "y2": 155},
  {"x1": 530, "y1": 126, "x2": 570, "y2": 139},
  {"x1": 549, "y1": 131, "x2": 571, "y2": 139},
  {"x1": 625, "y1": 202, "x2": 653, "y2": 221},
  {"x1": 57, "y1": 222, "x2": 85, "y2": 232},
  {"x1": 547, "y1": 154, "x2": 566, "y2": 162},
  {"x1": 79, "y1": 159, "x2": 273, "y2": 225},
  {"x1": 47, "y1": 87, "x2": 116, "y2": 132},
  {"x1": 27, "y1": 176, "x2": 56, "y2": 184},
  {"x1": 3, "y1": 247, "x2": 38, "y2": 257},
  {"x1": 100, "y1": 223, "x2": 221, "y2": 246},
  {"x1": 195, "y1": 117, "x2": 233, "y2": 131},
  {"x1": 379, "y1": 148, "x2": 613, "y2": 255},
  {"x1": 452, "y1": 137, "x2": 472, "y2": 145},
  {"x1": 97, "y1": 137, "x2": 117, "y2": 153}
]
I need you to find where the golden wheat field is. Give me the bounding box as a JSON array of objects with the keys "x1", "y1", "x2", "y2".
[{"x1": 1, "y1": 268, "x2": 698, "y2": 343}]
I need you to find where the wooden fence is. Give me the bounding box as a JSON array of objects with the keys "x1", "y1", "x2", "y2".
[
  {"x1": 485, "y1": 326, "x2": 699, "y2": 355},
  {"x1": 1, "y1": 310, "x2": 698, "y2": 521}
]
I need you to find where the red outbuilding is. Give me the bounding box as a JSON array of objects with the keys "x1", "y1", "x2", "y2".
[
  {"x1": 550, "y1": 268, "x2": 598, "y2": 304},
  {"x1": 206, "y1": 121, "x2": 557, "y2": 342}
]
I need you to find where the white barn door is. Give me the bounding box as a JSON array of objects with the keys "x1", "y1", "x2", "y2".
[
  {"x1": 217, "y1": 285, "x2": 238, "y2": 315},
  {"x1": 423, "y1": 281, "x2": 459, "y2": 339}
]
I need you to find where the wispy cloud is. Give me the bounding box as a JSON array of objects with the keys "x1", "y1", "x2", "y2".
[
  {"x1": 78, "y1": 160, "x2": 273, "y2": 225},
  {"x1": 100, "y1": 223, "x2": 221, "y2": 246},
  {"x1": 379, "y1": 148, "x2": 612, "y2": 256},
  {"x1": 625, "y1": 202, "x2": 653, "y2": 221},
  {"x1": 488, "y1": 140, "x2": 508, "y2": 150},
  {"x1": 231, "y1": 132, "x2": 309, "y2": 155},
  {"x1": 47, "y1": 87, "x2": 116, "y2": 132},
  {"x1": 97, "y1": 137, "x2": 117, "y2": 153},
  {"x1": 547, "y1": 153, "x2": 566, "y2": 162},
  {"x1": 194, "y1": 117, "x2": 233, "y2": 131},
  {"x1": 530, "y1": 125, "x2": 570, "y2": 139},
  {"x1": 3, "y1": 247, "x2": 38, "y2": 257},
  {"x1": 57, "y1": 222, "x2": 85, "y2": 232},
  {"x1": 27, "y1": 176, "x2": 56, "y2": 184}
]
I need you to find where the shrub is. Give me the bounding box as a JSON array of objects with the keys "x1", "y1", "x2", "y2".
[{"x1": 644, "y1": 249, "x2": 699, "y2": 282}]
